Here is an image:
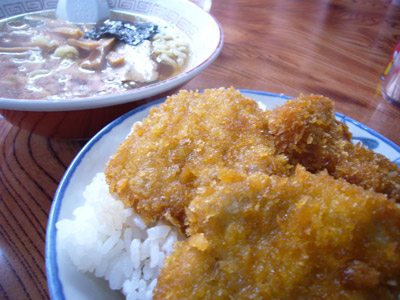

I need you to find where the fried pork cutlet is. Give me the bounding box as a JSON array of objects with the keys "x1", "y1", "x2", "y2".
[
  {"x1": 105, "y1": 88, "x2": 290, "y2": 228},
  {"x1": 266, "y1": 94, "x2": 400, "y2": 202},
  {"x1": 154, "y1": 166, "x2": 400, "y2": 300}
]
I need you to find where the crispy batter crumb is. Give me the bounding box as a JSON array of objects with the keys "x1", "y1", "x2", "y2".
[
  {"x1": 266, "y1": 94, "x2": 400, "y2": 201},
  {"x1": 105, "y1": 88, "x2": 400, "y2": 299},
  {"x1": 105, "y1": 87, "x2": 291, "y2": 228},
  {"x1": 154, "y1": 166, "x2": 400, "y2": 299}
]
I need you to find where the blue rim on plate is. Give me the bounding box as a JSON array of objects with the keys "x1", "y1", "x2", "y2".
[
  {"x1": 45, "y1": 90, "x2": 400, "y2": 300},
  {"x1": 45, "y1": 98, "x2": 165, "y2": 300}
]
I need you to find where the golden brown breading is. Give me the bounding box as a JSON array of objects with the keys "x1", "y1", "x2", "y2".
[
  {"x1": 266, "y1": 94, "x2": 400, "y2": 201},
  {"x1": 104, "y1": 88, "x2": 400, "y2": 298},
  {"x1": 154, "y1": 166, "x2": 400, "y2": 300},
  {"x1": 105, "y1": 88, "x2": 290, "y2": 228}
]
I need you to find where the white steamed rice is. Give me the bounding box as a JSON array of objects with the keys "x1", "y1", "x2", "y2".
[{"x1": 56, "y1": 172, "x2": 181, "y2": 300}]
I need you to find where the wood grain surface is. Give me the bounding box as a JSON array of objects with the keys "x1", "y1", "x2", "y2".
[{"x1": 0, "y1": 0, "x2": 399, "y2": 299}]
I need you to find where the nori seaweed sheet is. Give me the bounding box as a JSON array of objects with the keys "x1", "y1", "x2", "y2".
[{"x1": 85, "y1": 19, "x2": 159, "y2": 46}]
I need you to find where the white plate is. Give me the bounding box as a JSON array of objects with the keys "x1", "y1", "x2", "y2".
[{"x1": 46, "y1": 90, "x2": 400, "y2": 300}]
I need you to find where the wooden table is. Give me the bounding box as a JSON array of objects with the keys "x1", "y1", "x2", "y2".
[{"x1": 0, "y1": 0, "x2": 399, "y2": 299}]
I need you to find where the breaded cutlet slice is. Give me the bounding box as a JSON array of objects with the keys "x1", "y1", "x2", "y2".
[
  {"x1": 105, "y1": 88, "x2": 290, "y2": 229},
  {"x1": 266, "y1": 94, "x2": 400, "y2": 201},
  {"x1": 154, "y1": 166, "x2": 400, "y2": 300}
]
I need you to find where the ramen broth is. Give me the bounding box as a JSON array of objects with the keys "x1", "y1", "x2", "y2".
[{"x1": 0, "y1": 11, "x2": 191, "y2": 100}]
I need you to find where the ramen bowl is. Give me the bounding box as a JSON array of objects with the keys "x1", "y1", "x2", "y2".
[{"x1": 0, "y1": 0, "x2": 223, "y2": 139}]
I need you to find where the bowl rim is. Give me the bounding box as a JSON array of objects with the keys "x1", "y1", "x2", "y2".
[{"x1": 0, "y1": 3, "x2": 224, "y2": 112}]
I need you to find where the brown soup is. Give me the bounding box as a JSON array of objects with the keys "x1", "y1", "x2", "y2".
[{"x1": 0, "y1": 11, "x2": 190, "y2": 100}]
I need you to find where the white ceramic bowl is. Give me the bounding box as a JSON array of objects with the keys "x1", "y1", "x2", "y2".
[
  {"x1": 46, "y1": 90, "x2": 400, "y2": 300},
  {"x1": 0, "y1": 0, "x2": 223, "y2": 138}
]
